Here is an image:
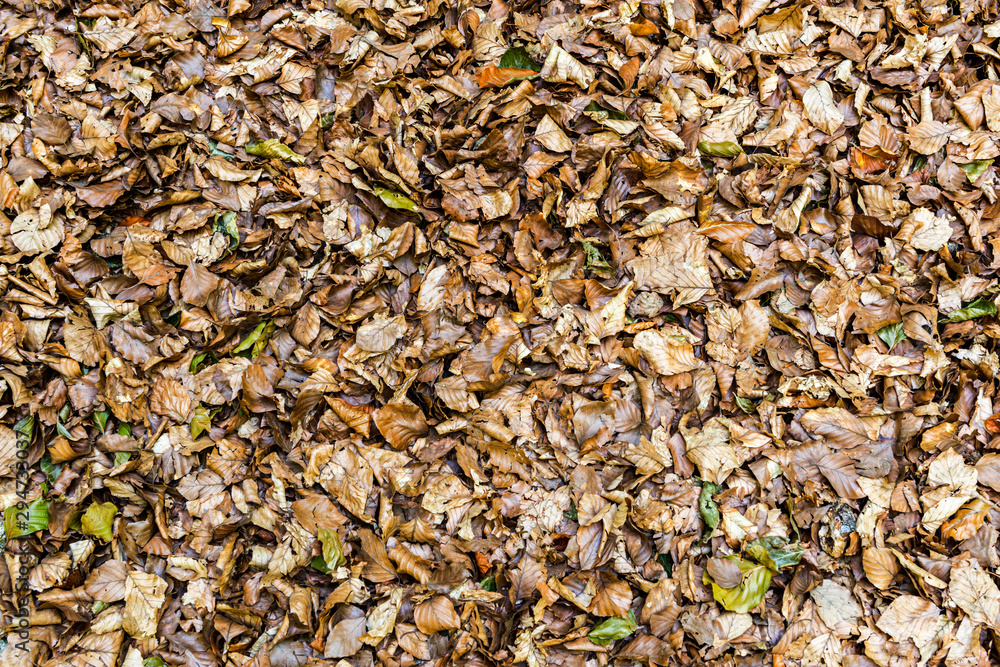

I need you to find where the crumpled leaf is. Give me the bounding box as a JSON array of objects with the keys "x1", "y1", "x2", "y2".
[
  {"x1": 746, "y1": 537, "x2": 804, "y2": 572},
  {"x1": 704, "y1": 556, "x2": 772, "y2": 614}
]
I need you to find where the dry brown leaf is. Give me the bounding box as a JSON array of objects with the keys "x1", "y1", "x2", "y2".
[{"x1": 413, "y1": 596, "x2": 461, "y2": 634}]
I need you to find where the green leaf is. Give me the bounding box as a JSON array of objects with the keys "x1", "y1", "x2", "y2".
[
  {"x1": 212, "y1": 211, "x2": 240, "y2": 254},
  {"x1": 945, "y1": 298, "x2": 997, "y2": 323},
  {"x1": 735, "y1": 396, "x2": 756, "y2": 414},
  {"x1": 320, "y1": 112, "x2": 336, "y2": 128},
  {"x1": 876, "y1": 322, "x2": 906, "y2": 350},
  {"x1": 588, "y1": 611, "x2": 638, "y2": 646},
  {"x1": 118, "y1": 422, "x2": 132, "y2": 437},
  {"x1": 92, "y1": 600, "x2": 109, "y2": 616},
  {"x1": 698, "y1": 141, "x2": 743, "y2": 157},
  {"x1": 373, "y1": 187, "x2": 418, "y2": 211},
  {"x1": 480, "y1": 576, "x2": 497, "y2": 591},
  {"x1": 81, "y1": 501, "x2": 117, "y2": 542},
  {"x1": 310, "y1": 556, "x2": 330, "y2": 573},
  {"x1": 15, "y1": 414, "x2": 34, "y2": 444},
  {"x1": 4, "y1": 497, "x2": 50, "y2": 539},
  {"x1": 582, "y1": 241, "x2": 613, "y2": 276},
  {"x1": 245, "y1": 139, "x2": 306, "y2": 164},
  {"x1": 56, "y1": 421, "x2": 73, "y2": 439},
  {"x1": 318, "y1": 528, "x2": 346, "y2": 570},
  {"x1": 143, "y1": 657, "x2": 166, "y2": 667},
  {"x1": 583, "y1": 101, "x2": 629, "y2": 121},
  {"x1": 746, "y1": 536, "x2": 804, "y2": 572},
  {"x1": 698, "y1": 482, "x2": 720, "y2": 531},
  {"x1": 190, "y1": 352, "x2": 211, "y2": 374},
  {"x1": 252, "y1": 321, "x2": 275, "y2": 358},
  {"x1": 230, "y1": 322, "x2": 274, "y2": 356},
  {"x1": 191, "y1": 405, "x2": 212, "y2": 440},
  {"x1": 656, "y1": 553, "x2": 673, "y2": 576},
  {"x1": 113, "y1": 452, "x2": 131, "y2": 467},
  {"x1": 499, "y1": 46, "x2": 540, "y2": 72},
  {"x1": 564, "y1": 501, "x2": 578, "y2": 522},
  {"x1": 92, "y1": 410, "x2": 109, "y2": 433},
  {"x1": 208, "y1": 140, "x2": 232, "y2": 159},
  {"x1": 39, "y1": 455, "x2": 61, "y2": 484},
  {"x1": 961, "y1": 159, "x2": 993, "y2": 182},
  {"x1": 704, "y1": 556, "x2": 772, "y2": 614}
]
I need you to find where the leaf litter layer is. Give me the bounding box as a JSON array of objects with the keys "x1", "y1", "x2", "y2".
[{"x1": 0, "y1": 0, "x2": 999, "y2": 666}]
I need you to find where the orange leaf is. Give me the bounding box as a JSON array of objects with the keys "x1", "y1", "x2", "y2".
[
  {"x1": 477, "y1": 66, "x2": 539, "y2": 88},
  {"x1": 474, "y1": 552, "x2": 490, "y2": 577},
  {"x1": 850, "y1": 146, "x2": 898, "y2": 175},
  {"x1": 628, "y1": 20, "x2": 659, "y2": 36}
]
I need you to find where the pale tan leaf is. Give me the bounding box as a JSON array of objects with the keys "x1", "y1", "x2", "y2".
[
  {"x1": 875, "y1": 595, "x2": 944, "y2": 655},
  {"x1": 204, "y1": 157, "x2": 249, "y2": 182},
  {"x1": 540, "y1": 46, "x2": 595, "y2": 88},
  {"x1": 948, "y1": 558, "x2": 1000, "y2": 628},
  {"x1": 897, "y1": 208, "x2": 954, "y2": 252},
  {"x1": 802, "y1": 82, "x2": 844, "y2": 135},
  {"x1": 810, "y1": 580, "x2": 862, "y2": 635},
  {"x1": 10, "y1": 207, "x2": 64, "y2": 254},
  {"x1": 534, "y1": 114, "x2": 573, "y2": 152},
  {"x1": 633, "y1": 329, "x2": 702, "y2": 376},
  {"x1": 681, "y1": 416, "x2": 739, "y2": 485},
  {"x1": 356, "y1": 315, "x2": 406, "y2": 353},
  {"x1": 907, "y1": 120, "x2": 954, "y2": 155},
  {"x1": 85, "y1": 560, "x2": 129, "y2": 602}
]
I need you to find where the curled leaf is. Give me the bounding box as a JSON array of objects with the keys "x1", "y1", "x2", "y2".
[
  {"x1": 698, "y1": 141, "x2": 743, "y2": 157},
  {"x1": 245, "y1": 139, "x2": 306, "y2": 164}
]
